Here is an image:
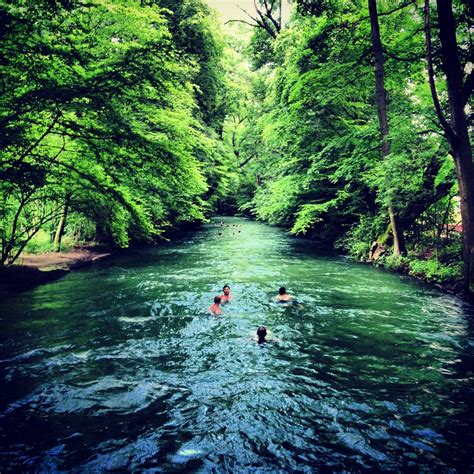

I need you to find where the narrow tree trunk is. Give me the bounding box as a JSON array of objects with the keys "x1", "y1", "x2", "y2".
[
  {"x1": 53, "y1": 195, "x2": 70, "y2": 252},
  {"x1": 368, "y1": 0, "x2": 405, "y2": 256},
  {"x1": 95, "y1": 223, "x2": 111, "y2": 244},
  {"x1": 425, "y1": 0, "x2": 474, "y2": 294},
  {"x1": 1, "y1": 194, "x2": 29, "y2": 265},
  {"x1": 389, "y1": 207, "x2": 405, "y2": 256}
]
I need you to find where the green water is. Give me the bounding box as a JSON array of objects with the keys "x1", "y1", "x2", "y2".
[{"x1": 1, "y1": 217, "x2": 474, "y2": 471}]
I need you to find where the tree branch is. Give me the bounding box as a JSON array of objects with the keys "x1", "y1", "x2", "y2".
[
  {"x1": 7, "y1": 206, "x2": 63, "y2": 265},
  {"x1": 224, "y1": 19, "x2": 260, "y2": 28},
  {"x1": 225, "y1": 3, "x2": 278, "y2": 39},
  {"x1": 263, "y1": 0, "x2": 281, "y2": 33},
  {"x1": 351, "y1": 1, "x2": 416, "y2": 28},
  {"x1": 13, "y1": 109, "x2": 62, "y2": 167},
  {"x1": 384, "y1": 49, "x2": 424, "y2": 62},
  {"x1": 239, "y1": 152, "x2": 257, "y2": 168},
  {"x1": 252, "y1": 1, "x2": 278, "y2": 39}
]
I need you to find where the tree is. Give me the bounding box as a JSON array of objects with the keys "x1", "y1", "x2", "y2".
[
  {"x1": 226, "y1": 0, "x2": 283, "y2": 39},
  {"x1": 424, "y1": 0, "x2": 474, "y2": 293},
  {"x1": 0, "y1": 0, "x2": 232, "y2": 264},
  {"x1": 234, "y1": 0, "x2": 457, "y2": 260},
  {"x1": 367, "y1": 0, "x2": 406, "y2": 256}
]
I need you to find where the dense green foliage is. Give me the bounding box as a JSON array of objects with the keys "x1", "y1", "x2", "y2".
[
  {"x1": 223, "y1": 0, "x2": 471, "y2": 290},
  {"x1": 0, "y1": 0, "x2": 233, "y2": 262},
  {"x1": 1, "y1": 0, "x2": 471, "y2": 292}
]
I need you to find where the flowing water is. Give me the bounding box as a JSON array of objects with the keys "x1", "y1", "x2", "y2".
[{"x1": 1, "y1": 217, "x2": 474, "y2": 472}]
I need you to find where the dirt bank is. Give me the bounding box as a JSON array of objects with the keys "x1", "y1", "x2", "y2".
[
  {"x1": 0, "y1": 247, "x2": 112, "y2": 294},
  {"x1": 18, "y1": 248, "x2": 111, "y2": 271}
]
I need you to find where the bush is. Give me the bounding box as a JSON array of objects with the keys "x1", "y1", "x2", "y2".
[
  {"x1": 408, "y1": 258, "x2": 462, "y2": 283},
  {"x1": 23, "y1": 230, "x2": 75, "y2": 254},
  {"x1": 55, "y1": 236, "x2": 75, "y2": 252},
  {"x1": 346, "y1": 241, "x2": 370, "y2": 261},
  {"x1": 336, "y1": 215, "x2": 388, "y2": 260},
  {"x1": 67, "y1": 213, "x2": 97, "y2": 242},
  {"x1": 23, "y1": 230, "x2": 55, "y2": 254},
  {"x1": 438, "y1": 240, "x2": 462, "y2": 264},
  {"x1": 381, "y1": 254, "x2": 408, "y2": 271}
]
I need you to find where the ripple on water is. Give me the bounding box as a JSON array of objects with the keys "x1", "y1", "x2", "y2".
[{"x1": 0, "y1": 217, "x2": 474, "y2": 471}]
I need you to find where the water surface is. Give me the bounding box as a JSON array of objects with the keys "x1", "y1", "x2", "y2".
[{"x1": 1, "y1": 217, "x2": 474, "y2": 471}]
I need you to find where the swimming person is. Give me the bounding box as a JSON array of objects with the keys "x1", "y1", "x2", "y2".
[
  {"x1": 276, "y1": 287, "x2": 303, "y2": 307},
  {"x1": 276, "y1": 287, "x2": 294, "y2": 302},
  {"x1": 253, "y1": 326, "x2": 280, "y2": 344},
  {"x1": 220, "y1": 284, "x2": 232, "y2": 303},
  {"x1": 209, "y1": 296, "x2": 222, "y2": 315},
  {"x1": 257, "y1": 325, "x2": 267, "y2": 343}
]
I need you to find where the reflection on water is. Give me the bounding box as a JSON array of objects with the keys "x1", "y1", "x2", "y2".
[{"x1": 1, "y1": 217, "x2": 474, "y2": 471}]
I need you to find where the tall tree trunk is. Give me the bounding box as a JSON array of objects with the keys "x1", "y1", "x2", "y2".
[
  {"x1": 368, "y1": 0, "x2": 405, "y2": 256},
  {"x1": 53, "y1": 195, "x2": 70, "y2": 252},
  {"x1": 425, "y1": 0, "x2": 474, "y2": 294},
  {"x1": 437, "y1": 0, "x2": 474, "y2": 295}
]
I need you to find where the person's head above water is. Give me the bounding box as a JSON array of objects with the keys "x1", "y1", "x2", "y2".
[
  {"x1": 257, "y1": 325, "x2": 267, "y2": 342},
  {"x1": 279, "y1": 287, "x2": 286, "y2": 295},
  {"x1": 214, "y1": 295, "x2": 222, "y2": 304},
  {"x1": 222, "y1": 285, "x2": 230, "y2": 295}
]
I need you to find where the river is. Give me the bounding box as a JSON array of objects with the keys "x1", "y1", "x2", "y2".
[{"x1": 1, "y1": 217, "x2": 473, "y2": 471}]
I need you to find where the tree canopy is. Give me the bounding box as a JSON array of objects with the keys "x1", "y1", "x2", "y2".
[
  {"x1": 1, "y1": 0, "x2": 472, "y2": 294},
  {"x1": 222, "y1": 0, "x2": 472, "y2": 293},
  {"x1": 1, "y1": 0, "x2": 233, "y2": 262}
]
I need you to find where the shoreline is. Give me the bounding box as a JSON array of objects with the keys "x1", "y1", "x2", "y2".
[
  {"x1": 369, "y1": 259, "x2": 469, "y2": 301},
  {"x1": 0, "y1": 225, "x2": 470, "y2": 303},
  {"x1": 0, "y1": 247, "x2": 112, "y2": 294}
]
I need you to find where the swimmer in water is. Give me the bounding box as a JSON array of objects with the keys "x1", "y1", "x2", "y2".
[
  {"x1": 257, "y1": 325, "x2": 267, "y2": 343},
  {"x1": 209, "y1": 296, "x2": 222, "y2": 315},
  {"x1": 220, "y1": 284, "x2": 232, "y2": 303},
  {"x1": 276, "y1": 287, "x2": 293, "y2": 302},
  {"x1": 254, "y1": 326, "x2": 280, "y2": 343}
]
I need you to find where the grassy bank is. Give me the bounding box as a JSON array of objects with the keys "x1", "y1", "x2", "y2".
[{"x1": 343, "y1": 235, "x2": 465, "y2": 297}]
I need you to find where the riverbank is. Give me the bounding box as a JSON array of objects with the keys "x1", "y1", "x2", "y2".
[
  {"x1": 371, "y1": 258, "x2": 466, "y2": 298},
  {"x1": 361, "y1": 252, "x2": 469, "y2": 300},
  {"x1": 0, "y1": 247, "x2": 111, "y2": 294},
  {"x1": 291, "y1": 231, "x2": 467, "y2": 299}
]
